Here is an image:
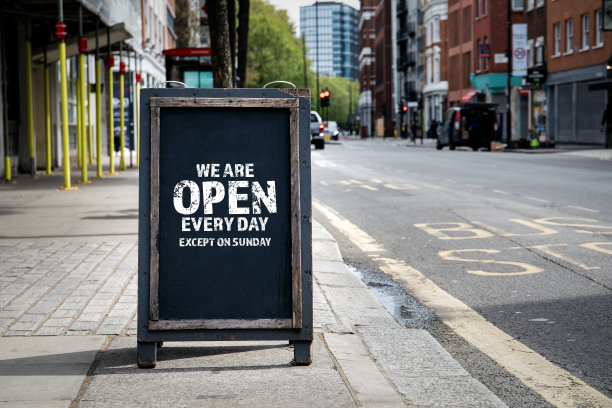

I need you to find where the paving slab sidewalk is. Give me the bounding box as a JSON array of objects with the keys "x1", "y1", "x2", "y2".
[{"x1": 0, "y1": 169, "x2": 506, "y2": 407}]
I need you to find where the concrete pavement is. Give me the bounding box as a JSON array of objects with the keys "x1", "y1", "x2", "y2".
[{"x1": 0, "y1": 167, "x2": 506, "y2": 407}]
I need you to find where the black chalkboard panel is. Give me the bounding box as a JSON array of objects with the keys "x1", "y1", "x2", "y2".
[
  {"x1": 157, "y1": 107, "x2": 292, "y2": 320},
  {"x1": 138, "y1": 89, "x2": 313, "y2": 368}
]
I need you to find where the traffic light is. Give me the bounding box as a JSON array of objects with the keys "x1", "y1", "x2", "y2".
[
  {"x1": 402, "y1": 105, "x2": 408, "y2": 113},
  {"x1": 320, "y1": 89, "x2": 330, "y2": 107},
  {"x1": 607, "y1": 58, "x2": 612, "y2": 79}
]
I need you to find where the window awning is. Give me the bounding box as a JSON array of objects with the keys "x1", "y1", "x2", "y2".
[{"x1": 460, "y1": 90, "x2": 480, "y2": 104}]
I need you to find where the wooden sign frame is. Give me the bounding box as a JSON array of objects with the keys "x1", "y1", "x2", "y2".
[{"x1": 137, "y1": 88, "x2": 312, "y2": 368}]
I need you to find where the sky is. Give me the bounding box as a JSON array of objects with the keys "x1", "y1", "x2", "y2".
[{"x1": 265, "y1": 0, "x2": 361, "y2": 33}]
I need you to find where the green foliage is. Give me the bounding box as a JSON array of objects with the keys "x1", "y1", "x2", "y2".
[
  {"x1": 246, "y1": 0, "x2": 308, "y2": 88},
  {"x1": 246, "y1": 0, "x2": 358, "y2": 128},
  {"x1": 314, "y1": 77, "x2": 359, "y2": 129}
]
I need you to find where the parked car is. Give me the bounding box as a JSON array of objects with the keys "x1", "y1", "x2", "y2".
[
  {"x1": 310, "y1": 111, "x2": 325, "y2": 149},
  {"x1": 437, "y1": 103, "x2": 499, "y2": 151},
  {"x1": 323, "y1": 121, "x2": 340, "y2": 141}
]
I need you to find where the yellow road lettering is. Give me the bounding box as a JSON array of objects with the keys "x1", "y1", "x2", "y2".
[
  {"x1": 580, "y1": 242, "x2": 612, "y2": 255},
  {"x1": 472, "y1": 219, "x2": 558, "y2": 237},
  {"x1": 414, "y1": 222, "x2": 493, "y2": 240},
  {"x1": 438, "y1": 249, "x2": 543, "y2": 276}
]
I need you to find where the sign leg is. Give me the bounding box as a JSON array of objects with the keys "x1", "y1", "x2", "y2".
[
  {"x1": 137, "y1": 341, "x2": 158, "y2": 368},
  {"x1": 293, "y1": 340, "x2": 312, "y2": 366}
]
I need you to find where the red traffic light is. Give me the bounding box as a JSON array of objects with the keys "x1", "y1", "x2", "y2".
[
  {"x1": 402, "y1": 105, "x2": 408, "y2": 112},
  {"x1": 319, "y1": 92, "x2": 326, "y2": 99},
  {"x1": 323, "y1": 90, "x2": 330, "y2": 97}
]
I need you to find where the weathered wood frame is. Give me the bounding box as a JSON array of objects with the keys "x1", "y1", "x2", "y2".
[{"x1": 148, "y1": 97, "x2": 302, "y2": 331}]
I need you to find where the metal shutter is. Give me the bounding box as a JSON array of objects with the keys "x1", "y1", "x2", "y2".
[
  {"x1": 557, "y1": 85, "x2": 574, "y2": 143},
  {"x1": 577, "y1": 83, "x2": 605, "y2": 144}
]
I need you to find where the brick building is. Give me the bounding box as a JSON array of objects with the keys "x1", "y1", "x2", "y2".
[
  {"x1": 447, "y1": 0, "x2": 475, "y2": 107},
  {"x1": 359, "y1": 0, "x2": 377, "y2": 137},
  {"x1": 524, "y1": 0, "x2": 547, "y2": 141},
  {"x1": 396, "y1": 0, "x2": 420, "y2": 138},
  {"x1": 472, "y1": 0, "x2": 526, "y2": 141},
  {"x1": 373, "y1": 0, "x2": 396, "y2": 137},
  {"x1": 547, "y1": 0, "x2": 611, "y2": 144}
]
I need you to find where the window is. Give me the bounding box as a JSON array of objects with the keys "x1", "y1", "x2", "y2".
[
  {"x1": 536, "y1": 0, "x2": 544, "y2": 7},
  {"x1": 581, "y1": 14, "x2": 589, "y2": 50},
  {"x1": 483, "y1": 37, "x2": 489, "y2": 71},
  {"x1": 527, "y1": 39, "x2": 534, "y2": 67},
  {"x1": 477, "y1": 39, "x2": 482, "y2": 71},
  {"x1": 535, "y1": 36, "x2": 544, "y2": 66},
  {"x1": 477, "y1": 0, "x2": 481, "y2": 17},
  {"x1": 596, "y1": 9, "x2": 604, "y2": 46},
  {"x1": 483, "y1": 0, "x2": 487, "y2": 15},
  {"x1": 566, "y1": 19, "x2": 573, "y2": 53},
  {"x1": 527, "y1": 0, "x2": 534, "y2": 11},
  {"x1": 433, "y1": 17, "x2": 440, "y2": 42},
  {"x1": 512, "y1": 0, "x2": 523, "y2": 11},
  {"x1": 553, "y1": 23, "x2": 561, "y2": 56}
]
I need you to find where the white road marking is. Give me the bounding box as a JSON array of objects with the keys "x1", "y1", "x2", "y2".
[
  {"x1": 567, "y1": 205, "x2": 599, "y2": 213},
  {"x1": 313, "y1": 200, "x2": 612, "y2": 408},
  {"x1": 360, "y1": 184, "x2": 378, "y2": 191},
  {"x1": 492, "y1": 189, "x2": 511, "y2": 195},
  {"x1": 524, "y1": 196, "x2": 549, "y2": 203}
]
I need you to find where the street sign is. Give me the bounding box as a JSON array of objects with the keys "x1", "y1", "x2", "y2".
[
  {"x1": 512, "y1": 24, "x2": 528, "y2": 77},
  {"x1": 138, "y1": 88, "x2": 313, "y2": 367},
  {"x1": 479, "y1": 43, "x2": 490, "y2": 58}
]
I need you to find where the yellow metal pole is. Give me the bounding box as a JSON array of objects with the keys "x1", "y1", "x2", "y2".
[
  {"x1": 59, "y1": 41, "x2": 76, "y2": 190},
  {"x1": 87, "y1": 60, "x2": 93, "y2": 165},
  {"x1": 44, "y1": 64, "x2": 52, "y2": 174},
  {"x1": 108, "y1": 64, "x2": 115, "y2": 175},
  {"x1": 76, "y1": 67, "x2": 82, "y2": 169},
  {"x1": 119, "y1": 72, "x2": 125, "y2": 170},
  {"x1": 79, "y1": 52, "x2": 89, "y2": 183},
  {"x1": 25, "y1": 40, "x2": 36, "y2": 176},
  {"x1": 96, "y1": 59, "x2": 103, "y2": 178},
  {"x1": 1, "y1": 25, "x2": 12, "y2": 183}
]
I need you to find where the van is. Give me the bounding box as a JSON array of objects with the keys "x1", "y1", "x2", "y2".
[{"x1": 437, "y1": 103, "x2": 499, "y2": 151}]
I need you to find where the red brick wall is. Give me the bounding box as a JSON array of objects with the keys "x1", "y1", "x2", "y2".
[
  {"x1": 548, "y1": 0, "x2": 612, "y2": 73},
  {"x1": 447, "y1": 0, "x2": 474, "y2": 106}
]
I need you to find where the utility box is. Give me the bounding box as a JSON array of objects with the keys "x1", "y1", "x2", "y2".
[{"x1": 137, "y1": 88, "x2": 313, "y2": 367}]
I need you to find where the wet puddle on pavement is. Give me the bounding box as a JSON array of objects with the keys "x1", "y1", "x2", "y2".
[{"x1": 347, "y1": 264, "x2": 436, "y2": 329}]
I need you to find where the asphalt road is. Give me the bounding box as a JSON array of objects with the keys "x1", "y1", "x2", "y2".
[{"x1": 311, "y1": 138, "x2": 612, "y2": 405}]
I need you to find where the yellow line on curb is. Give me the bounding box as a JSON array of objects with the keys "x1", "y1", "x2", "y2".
[{"x1": 313, "y1": 200, "x2": 612, "y2": 408}]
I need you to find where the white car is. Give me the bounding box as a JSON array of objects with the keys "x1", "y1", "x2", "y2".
[
  {"x1": 324, "y1": 121, "x2": 340, "y2": 141},
  {"x1": 310, "y1": 111, "x2": 325, "y2": 149}
]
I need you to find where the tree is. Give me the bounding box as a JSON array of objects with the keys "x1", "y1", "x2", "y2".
[
  {"x1": 245, "y1": 0, "x2": 306, "y2": 88},
  {"x1": 207, "y1": 0, "x2": 233, "y2": 87},
  {"x1": 237, "y1": 0, "x2": 250, "y2": 87},
  {"x1": 174, "y1": 0, "x2": 200, "y2": 48}
]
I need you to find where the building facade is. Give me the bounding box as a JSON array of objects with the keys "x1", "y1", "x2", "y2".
[
  {"x1": 359, "y1": 0, "x2": 377, "y2": 137},
  {"x1": 525, "y1": 0, "x2": 547, "y2": 141},
  {"x1": 471, "y1": 0, "x2": 526, "y2": 141},
  {"x1": 420, "y1": 0, "x2": 448, "y2": 128},
  {"x1": 396, "y1": 0, "x2": 420, "y2": 138},
  {"x1": 373, "y1": 0, "x2": 396, "y2": 137},
  {"x1": 547, "y1": 0, "x2": 611, "y2": 144},
  {"x1": 446, "y1": 0, "x2": 475, "y2": 107},
  {"x1": 0, "y1": 0, "x2": 170, "y2": 180},
  {"x1": 300, "y1": 2, "x2": 360, "y2": 81}
]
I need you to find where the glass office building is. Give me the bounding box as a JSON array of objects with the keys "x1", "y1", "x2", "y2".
[{"x1": 300, "y1": 2, "x2": 359, "y2": 80}]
